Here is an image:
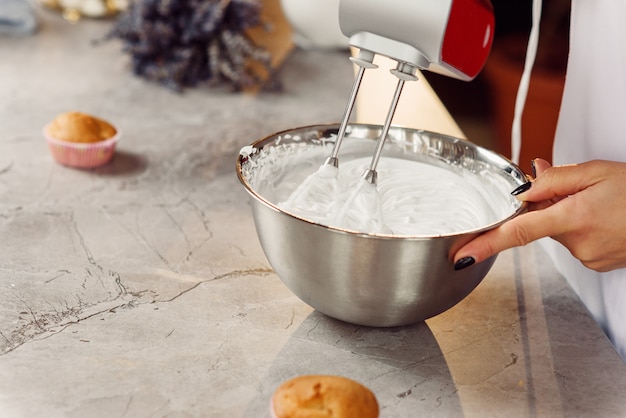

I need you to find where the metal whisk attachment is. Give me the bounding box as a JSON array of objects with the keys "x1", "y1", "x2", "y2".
[
  {"x1": 361, "y1": 61, "x2": 418, "y2": 184},
  {"x1": 322, "y1": 48, "x2": 378, "y2": 170},
  {"x1": 326, "y1": 51, "x2": 419, "y2": 233},
  {"x1": 328, "y1": 48, "x2": 418, "y2": 184}
]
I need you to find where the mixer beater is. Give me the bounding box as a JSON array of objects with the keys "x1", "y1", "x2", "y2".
[
  {"x1": 337, "y1": 0, "x2": 495, "y2": 182},
  {"x1": 281, "y1": 0, "x2": 495, "y2": 229}
]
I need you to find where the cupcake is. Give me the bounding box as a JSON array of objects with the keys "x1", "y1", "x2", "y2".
[
  {"x1": 271, "y1": 375, "x2": 379, "y2": 418},
  {"x1": 44, "y1": 111, "x2": 120, "y2": 168}
]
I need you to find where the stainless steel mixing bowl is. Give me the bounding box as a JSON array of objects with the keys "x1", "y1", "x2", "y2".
[{"x1": 237, "y1": 124, "x2": 527, "y2": 327}]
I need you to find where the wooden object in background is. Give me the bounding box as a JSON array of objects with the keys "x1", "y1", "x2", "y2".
[{"x1": 245, "y1": 0, "x2": 295, "y2": 91}]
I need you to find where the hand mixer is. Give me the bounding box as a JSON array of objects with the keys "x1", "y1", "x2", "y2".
[{"x1": 281, "y1": 0, "x2": 495, "y2": 230}]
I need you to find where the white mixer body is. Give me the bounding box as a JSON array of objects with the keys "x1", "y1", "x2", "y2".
[{"x1": 339, "y1": 0, "x2": 494, "y2": 80}]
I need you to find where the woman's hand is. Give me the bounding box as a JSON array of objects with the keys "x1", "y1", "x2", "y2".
[{"x1": 454, "y1": 159, "x2": 626, "y2": 272}]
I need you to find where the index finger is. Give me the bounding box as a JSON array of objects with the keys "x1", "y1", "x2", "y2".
[{"x1": 453, "y1": 204, "x2": 569, "y2": 269}]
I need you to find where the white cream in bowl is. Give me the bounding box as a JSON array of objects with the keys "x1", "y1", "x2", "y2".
[{"x1": 244, "y1": 135, "x2": 521, "y2": 237}]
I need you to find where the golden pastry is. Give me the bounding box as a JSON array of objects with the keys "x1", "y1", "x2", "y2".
[
  {"x1": 46, "y1": 111, "x2": 116, "y2": 143},
  {"x1": 271, "y1": 375, "x2": 379, "y2": 418}
]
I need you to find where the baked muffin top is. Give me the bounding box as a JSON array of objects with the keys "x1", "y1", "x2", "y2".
[
  {"x1": 47, "y1": 111, "x2": 117, "y2": 143},
  {"x1": 271, "y1": 375, "x2": 379, "y2": 418}
]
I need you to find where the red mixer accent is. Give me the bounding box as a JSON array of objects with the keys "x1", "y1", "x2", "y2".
[{"x1": 442, "y1": 0, "x2": 495, "y2": 79}]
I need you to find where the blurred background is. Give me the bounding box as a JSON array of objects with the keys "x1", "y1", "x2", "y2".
[{"x1": 4, "y1": 0, "x2": 570, "y2": 173}]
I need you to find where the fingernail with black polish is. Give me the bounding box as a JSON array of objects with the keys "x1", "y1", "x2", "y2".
[
  {"x1": 454, "y1": 257, "x2": 475, "y2": 271},
  {"x1": 530, "y1": 159, "x2": 537, "y2": 178},
  {"x1": 511, "y1": 181, "x2": 532, "y2": 196}
]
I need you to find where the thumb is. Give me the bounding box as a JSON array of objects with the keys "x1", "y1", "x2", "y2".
[
  {"x1": 531, "y1": 157, "x2": 552, "y2": 178},
  {"x1": 514, "y1": 161, "x2": 594, "y2": 203}
]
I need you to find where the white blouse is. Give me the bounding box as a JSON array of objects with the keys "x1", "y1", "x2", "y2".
[{"x1": 540, "y1": 0, "x2": 626, "y2": 361}]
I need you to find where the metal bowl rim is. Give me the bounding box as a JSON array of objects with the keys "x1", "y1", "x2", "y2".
[{"x1": 236, "y1": 123, "x2": 528, "y2": 240}]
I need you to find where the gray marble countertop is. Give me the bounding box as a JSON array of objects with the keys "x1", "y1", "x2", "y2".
[{"x1": 1, "y1": 9, "x2": 625, "y2": 418}]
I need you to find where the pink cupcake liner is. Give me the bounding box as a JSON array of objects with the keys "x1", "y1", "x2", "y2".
[
  {"x1": 44, "y1": 124, "x2": 120, "y2": 168},
  {"x1": 269, "y1": 398, "x2": 278, "y2": 418}
]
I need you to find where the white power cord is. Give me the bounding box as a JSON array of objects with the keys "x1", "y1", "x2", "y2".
[{"x1": 511, "y1": 0, "x2": 543, "y2": 164}]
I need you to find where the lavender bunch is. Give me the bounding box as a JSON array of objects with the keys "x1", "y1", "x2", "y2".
[{"x1": 107, "y1": 0, "x2": 274, "y2": 91}]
